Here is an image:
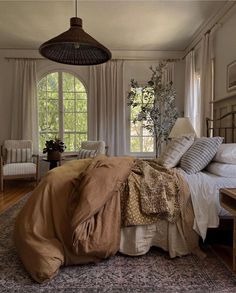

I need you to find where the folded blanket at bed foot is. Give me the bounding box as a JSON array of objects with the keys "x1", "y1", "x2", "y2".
[{"x1": 14, "y1": 156, "x2": 201, "y2": 283}]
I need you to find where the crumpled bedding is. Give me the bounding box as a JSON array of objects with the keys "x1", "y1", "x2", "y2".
[
  {"x1": 14, "y1": 156, "x2": 200, "y2": 283},
  {"x1": 14, "y1": 156, "x2": 134, "y2": 283}
]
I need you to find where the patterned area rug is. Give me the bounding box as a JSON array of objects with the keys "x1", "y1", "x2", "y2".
[{"x1": 1, "y1": 195, "x2": 236, "y2": 293}]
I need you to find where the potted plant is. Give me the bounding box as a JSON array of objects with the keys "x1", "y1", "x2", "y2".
[
  {"x1": 127, "y1": 61, "x2": 178, "y2": 157},
  {"x1": 43, "y1": 138, "x2": 66, "y2": 161}
]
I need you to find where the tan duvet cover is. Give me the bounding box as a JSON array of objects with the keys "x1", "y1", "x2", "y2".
[{"x1": 14, "y1": 156, "x2": 199, "y2": 283}]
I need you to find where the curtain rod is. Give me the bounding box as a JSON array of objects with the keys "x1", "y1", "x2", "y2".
[
  {"x1": 5, "y1": 57, "x2": 182, "y2": 62},
  {"x1": 5, "y1": 57, "x2": 45, "y2": 61}
]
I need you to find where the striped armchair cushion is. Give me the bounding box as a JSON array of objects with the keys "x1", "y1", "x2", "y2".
[
  {"x1": 6, "y1": 148, "x2": 32, "y2": 163},
  {"x1": 180, "y1": 137, "x2": 223, "y2": 174},
  {"x1": 77, "y1": 149, "x2": 97, "y2": 159}
]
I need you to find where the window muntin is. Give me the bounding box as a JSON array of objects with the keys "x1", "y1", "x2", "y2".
[{"x1": 38, "y1": 71, "x2": 87, "y2": 152}]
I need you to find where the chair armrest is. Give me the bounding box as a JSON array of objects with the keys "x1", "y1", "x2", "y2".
[{"x1": 32, "y1": 154, "x2": 39, "y2": 163}]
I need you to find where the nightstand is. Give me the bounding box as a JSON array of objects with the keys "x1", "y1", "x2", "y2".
[{"x1": 220, "y1": 188, "x2": 236, "y2": 270}]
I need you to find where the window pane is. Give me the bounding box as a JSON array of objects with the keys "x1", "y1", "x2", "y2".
[
  {"x1": 47, "y1": 72, "x2": 58, "y2": 91},
  {"x1": 76, "y1": 99, "x2": 87, "y2": 112},
  {"x1": 64, "y1": 133, "x2": 75, "y2": 152},
  {"x1": 130, "y1": 104, "x2": 141, "y2": 121},
  {"x1": 63, "y1": 72, "x2": 75, "y2": 92},
  {"x1": 47, "y1": 92, "x2": 58, "y2": 99},
  {"x1": 130, "y1": 137, "x2": 141, "y2": 152},
  {"x1": 39, "y1": 100, "x2": 47, "y2": 113},
  {"x1": 143, "y1": 137, "x2": 154, "y2": 152},
  {"x1": 76, "y1": 93, "x2": 87, "y2": 99},
  {"x1": 76, "y1": 113, "x2": 87, "y2": 132},
  {"x1": 38, "y1": 77, "x2": 47, "y2": 92},
  {"x1": 75, "y1": 79, "x2": 86, "y2": 92},
  {"x1": 76, "y1": 133, "x2": 87, "y2": 150},
  {"x1": 130, "y1": 122, "x2": 141, "y2": 136},
  {"x1": 64, "y1": 113, "x2": 75, "y2": 131},
  {"x1": 39, "y1": 133, "x2": 47, "y2": 152},
  {"x1": 64, "y1": 100, "x2": 75, "y2": 112},
  {"x1": 39, "y1": 111, "x2": 47, "y2": 132},
  {"x1": 143, "y1": 127, "x2": 152, "y2": 136},
  {"x1": 63, "y1": 93, "x2": 75, "y2": 100},
  {"x1": 47, "y1": 100, "x2": 59, "y2": 131}
]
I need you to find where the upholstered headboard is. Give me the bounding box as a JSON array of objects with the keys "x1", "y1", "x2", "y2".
[{"x1": 206, "y1": 95, "x2": 236, "y2": 143}]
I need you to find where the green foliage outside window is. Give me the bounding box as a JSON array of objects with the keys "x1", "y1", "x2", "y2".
[
  {"x1": 38, "y1": 72, "x2": 88, "y2": 152},
  {"x1": 127, "y1": 61, "x2": 178, "y2": 157}
]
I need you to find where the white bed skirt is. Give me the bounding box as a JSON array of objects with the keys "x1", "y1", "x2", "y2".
[{"x1": 119, "y1": 221, "x2": 190, "y2": 258}]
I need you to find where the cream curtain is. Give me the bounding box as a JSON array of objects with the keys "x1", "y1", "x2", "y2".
[
  {"x1": 184, "y1": 51, "x2": 201, "y2": 136},
  {"x1": 199, "y1": 29, "x2": 216, "y2": 136},
  {"x1": 10, "y1": 60, "x2": 38, "y2": 153},
  {"x1": 88, "y1": 60, "x2": 125, "y2": 156}
]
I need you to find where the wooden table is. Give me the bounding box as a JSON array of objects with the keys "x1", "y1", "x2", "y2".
[{"x1": 220, "y1": 188, "x2": 236, "y2": 270}]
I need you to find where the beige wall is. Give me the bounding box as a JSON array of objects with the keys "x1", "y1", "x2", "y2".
[
  {"x1": 214, "y1": 8, "x2": 236, "y2": 101},
  {"x1": 0, "y1": 50, "x2": 185, "y2": 148}
]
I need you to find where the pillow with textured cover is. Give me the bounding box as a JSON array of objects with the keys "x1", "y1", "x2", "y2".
[
  {"x1": 213, "y1": 143, "x2": 236, "y2": 164},
  {"x1": 77, "y1": 149, "x2": 97, "y2": 159},
  {"x1": 6, "y1": 148, "x2": 32, "y2": 163},
  {"x1": 206, "y1": 162, "x2": 236, "y2": 178},
  {"x1": 180, "y1": 137, "x2": 223, "y2": 174},
  {"x1": 158, "y1": 135, "x2": 194, "y2": 168}
]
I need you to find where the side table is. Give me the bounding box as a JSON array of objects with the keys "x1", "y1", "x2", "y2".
[{"x1": 220, "y1": 188, "x2": 236, "y2": 270}]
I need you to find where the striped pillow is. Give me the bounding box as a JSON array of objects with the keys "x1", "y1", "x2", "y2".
[
  {"x1": 6, "y1": 148, "x2": 32, "y2": 163},
  {"x1": 179, "y1": 137, "x2": 223, "y2": 174},
  {"x1": 77, "y1": 149, "x2": 97, "y2": 159}
]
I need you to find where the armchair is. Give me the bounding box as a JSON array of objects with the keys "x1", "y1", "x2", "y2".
[
  {"x1": 76, "y1": 141, "x2": 108, "y2": 159},
  {"x1": 0, "y1": 140, "x2": 40, "y2": 192}
]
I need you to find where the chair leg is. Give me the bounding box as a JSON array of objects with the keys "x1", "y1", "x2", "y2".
[{"x1": 0, "y1": 177, "x2": 3, "y2": 192}]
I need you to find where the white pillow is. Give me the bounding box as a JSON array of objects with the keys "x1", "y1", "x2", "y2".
[
  {"x1": 158, "y1": 135, "x2": 194, "y2": 168},
  {"x1": 206, "y1": 162, "x2": 236, "y2": 178},
  {"x1": 213, "y1": 144, "x2": 236, "y2": 164}
]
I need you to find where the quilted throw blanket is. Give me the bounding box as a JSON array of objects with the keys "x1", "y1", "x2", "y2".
[{"x1": 121, "y1": 159, "x2": 183, "y2": 226}]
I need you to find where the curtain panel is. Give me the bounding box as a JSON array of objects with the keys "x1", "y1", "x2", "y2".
[
  {"x1": 199, "y1": 29, "x2": 216, "y2": 136},
  {"x1": 184, "y1": 28, "x2": 216, "y2": 137},
  {"x1": 10, "y1": 60, "x2": 38, "y2": 153},
  {"x1": 184, "y1": 50, "x2": 201, "y2": 136},
  {"x1": 88, "y1": 60, "x2": 126, "y2": 156}
]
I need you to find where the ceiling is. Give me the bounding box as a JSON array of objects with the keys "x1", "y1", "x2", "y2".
[{"x1": 0, "y1": 0, "x2": 227, "y2": 51}]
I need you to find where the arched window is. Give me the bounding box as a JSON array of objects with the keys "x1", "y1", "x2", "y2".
[{"x1": 38, "y1": 71, "x2": 87, "y2": 152}]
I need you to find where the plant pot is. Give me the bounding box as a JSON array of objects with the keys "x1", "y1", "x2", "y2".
[{"x1": 47, "y1": 151, "x2": 61, "y2": 161}]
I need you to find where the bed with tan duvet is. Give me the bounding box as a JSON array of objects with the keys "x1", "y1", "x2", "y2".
[{"x1": 14, "y1": 156, "x2": 200, "y2": 283}]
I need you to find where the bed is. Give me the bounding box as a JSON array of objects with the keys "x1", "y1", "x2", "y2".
[{"x1": 14, "y1": 110, "x2": 236, "y2": 283}]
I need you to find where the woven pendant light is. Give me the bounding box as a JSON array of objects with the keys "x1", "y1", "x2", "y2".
[{"x1": 39, "y1": 1, "x2": 111, "y2": 65}]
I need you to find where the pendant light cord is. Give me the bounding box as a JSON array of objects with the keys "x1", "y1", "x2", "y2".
[{"x1": 75, "y1": 0, "x2": 78, "y2": 17}]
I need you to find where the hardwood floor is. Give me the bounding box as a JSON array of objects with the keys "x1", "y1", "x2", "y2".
[{"x1": 0, "y1": 180, "x2": 35, "y2": 214}]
